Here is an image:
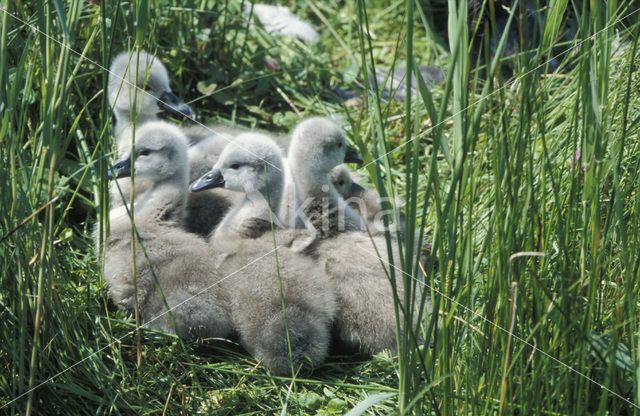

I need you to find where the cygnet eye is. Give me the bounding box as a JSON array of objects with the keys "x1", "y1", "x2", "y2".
[
  {"x1": 144, "y1": 84, "x2": 153, "y2": 92},
  {"x1": 337, "y1": 142, "x2": 343, "y2": 148},
  {"x1": 230, "y1": 163, "x2": 240, "y2": 170},
  {"x1": 139, "y1": 148, "x2": 151, "y2": 156},
  {"x1": 339, "y1": 180, "x2": 345, "y2": 186}
]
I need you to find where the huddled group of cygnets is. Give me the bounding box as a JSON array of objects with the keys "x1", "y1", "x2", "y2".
[{"x1": 100, "y1": 50, "x2": 430, "y2": 375}]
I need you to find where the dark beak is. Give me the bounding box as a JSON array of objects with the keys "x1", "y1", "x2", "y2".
[
  {"x1": 344, "y1": 144, "x2": 364, "y2": 164},
  {"x1": 108, "y1": 157, "x2": 132, "y2": 180},
  {"x1": 350, "y1": 181, "x2": 366, "y2": 195},
  {"x1": 190, "y1": 169, "x2": 225, "y2": 192},
  {"x1": 158, "y1": 90, "x2": 194, "y2": 120}
]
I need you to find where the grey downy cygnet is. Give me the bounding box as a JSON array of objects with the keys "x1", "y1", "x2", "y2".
[
  {"x1": 108, "y1": 51, "x2": 238, "y2": 236},
  {"x1": 109, "y1": 50, "x2": 241, "y2": 157},
  {"x1": 107, "y1": 50, "x2": 192, "y2": 210},
  {"x1": 103, "y1": 121, "x2": 232, "y2": 339},
  {"x1": 306, "y1": 231, "x2": 429, "y2": 355},
  {"x1": 328, "y1": 164, "x2": 406, "y2": 237},
  {"x1": 192, "y1": 133, "x2": 286, "y2": 239},
  {"x1": 108, "y1": 130, "x2": 235, "y2": 238},
  {"x1": 193, "y1": 131, "x2": 417, "y2": 357},
  {"x1": 108, "y1": 50, "x2": 194, "y2": 151},
  {"x1": 108, "y1": 49, "x2": 281, "y2": 154},
  {"x1": 187, "y1": 126, "x2": 292, "y2": 181},
  {"x1": 190, "y1": 132, "x2": 336, "y2": 375},
  {"x1": 287, "y1": 120, "x2": 427, "y2": 354},
  {"x1": 287, "y1": 117, "x2": 365, "y2": 237}
]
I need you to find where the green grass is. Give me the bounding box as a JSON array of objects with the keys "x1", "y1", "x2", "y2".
[{"x1": 2, "y1": 0, "x2": 640, "y2": 414}]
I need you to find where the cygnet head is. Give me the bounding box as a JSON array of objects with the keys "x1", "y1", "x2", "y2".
[
  {"x1": 190, "y1": 133, "x2": 284, "y2": 196},
  {"x1": 289, "y1": 117, "x2": 363, "y2": 175},
  {"x1": 328, "y1": 165, "x2": 354, "y2": 197},
  {"x1": 108, "y1": 121, "x2": 189, "y2": 184},
  {"x1": 108, "y1": 51, "x2": 194, "y2": 123}
]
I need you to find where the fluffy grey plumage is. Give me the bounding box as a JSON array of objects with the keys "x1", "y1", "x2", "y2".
[
  {"x1": 109, "y1": 50, "x2": 251, "y2": 156},
  {"x1": 109, "y1": 143, "x2": 234, "y2": 238},
  {"x1": 107, "y1": 50, "x2": 180, "y2": 206},
  {"x1": 107, "y1": 51, "x2": 237, "y2": 236},
  {"x1": 283, "y1": 118, "x2": 416, "y2": 353},
  {"x1": 198, "y1": 131, "x2": 414, "y2": 358},
  {"x1": 108, "y1": 51, "x2": 194, "y2": 151},
  {"x1": 103, "y1": 122, "x2": 232, "y2": 339},
  {"x1": 187, "y1": 126, "x2": 291, "y2": 181},
  {"x1": 328, "y1": 164, "x2": 406, "y2": 237},
  {"x1": 304, "y1": 232, "x2": 416, "y2": 355},
  {"x1": 111, "y1": 173, "x2": 234, "y2": 238},
  {"x1": 107, "y1": 51, "x2": 293, "y2": 237},
  {"x1": 287, "y1": 117, "x2": 365, "y2": 236},
  {"x1": 211, "y1": 233, "x2": 335, "y2": 375},
  {"x1": 194, "y1": 132, "x2": 286, "y2": 238},
  {"x1": 327, "y1": 163, "x2": 354, "y2": 198},
  {"x1": 182, "y1": 190, "x2": 237, "y2": 237},
  {"x1": 191, "y1": 133, "x2": 336, "y2": 374},
  {"x1": 287, "y1": 120, "x2": 427, "y2": 354}
]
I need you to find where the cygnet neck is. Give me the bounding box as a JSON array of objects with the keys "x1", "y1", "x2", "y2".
[
  {"x1": 111, "y1": 171, "x2": 188, "y2": 229},
  {"x1": 140, "y1": 178, "x2": 188, "y2": 224},
  {"x1": 293, "y1": 162, "x2": 342, "y2": 204},
  {"x1": 215, "y1": 173, "x2": 285, "y2": 239}
]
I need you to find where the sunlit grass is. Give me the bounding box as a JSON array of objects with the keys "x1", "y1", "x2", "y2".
[{"x1": 2, "y1": 0, "x2": 640, "y2": 414}]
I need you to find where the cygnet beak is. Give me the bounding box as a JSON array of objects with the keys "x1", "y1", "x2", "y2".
[
  {"x1": 344, "y1": 144, "x2": 364, "y2": 164},
  {"x1": 158, "y1": 90, "x2": 194, "y2": 120},
  {"x1": 107, "y1": 157, "x2": 132, "y2": 180},
  {"x1": 190, "y1": 169, "x2": 225, "y2": 192}
]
